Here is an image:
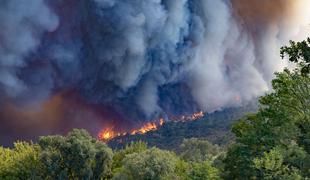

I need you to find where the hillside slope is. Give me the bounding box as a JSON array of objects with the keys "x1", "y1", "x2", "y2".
[{"x1": 108, "y1": 101, "x2": 258, "y2": 151}]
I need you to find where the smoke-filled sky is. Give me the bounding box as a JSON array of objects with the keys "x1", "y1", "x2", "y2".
[{"x1": 0, "y1": 0, "x2": 309, "y2": 145}]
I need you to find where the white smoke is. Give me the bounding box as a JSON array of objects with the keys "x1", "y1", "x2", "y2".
[{"x1": 190, "y1": 0, "x2": 310, "y2": 112}]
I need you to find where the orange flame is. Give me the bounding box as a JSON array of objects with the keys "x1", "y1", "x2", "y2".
[
  {"x1": 98, "y1": 128, "x2": 116, "y2": 141},
  {"x1": 98, "y1": 111, "x2": 204, "y2": 142},
  {"x1": 130, "y1": 122, "x2": 158, "y2": 135},
  {"x1": 178, "y1": 111, "x2": 204, "y2": 122}
]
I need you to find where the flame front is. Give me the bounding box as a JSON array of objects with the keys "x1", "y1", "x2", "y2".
[
  {"x1": 98, "y1": 128, "x2": 117, "y2": 141},
  {"x1": 98, "y1": 112, "x2": 204, "y2": 142},
  {"x1": 131, "y1": 122, "x2": 158, "y2": 135}
]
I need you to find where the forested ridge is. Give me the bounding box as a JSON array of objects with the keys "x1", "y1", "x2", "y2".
[
  {"x1": 1, "y1": 39, "x2": 310, "y2": 179},
  {"x1": 108, "y1": 101, "x2": 258, "y2": 151}
]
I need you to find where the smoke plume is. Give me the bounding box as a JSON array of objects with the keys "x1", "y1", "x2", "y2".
[{"x1": 0, "y1": 0, "x2": 309, "y2": 145}]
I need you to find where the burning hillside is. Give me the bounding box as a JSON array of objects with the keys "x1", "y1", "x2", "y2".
[{"x1": 98, "y1": 111, "x2": 204, "y2": 142}]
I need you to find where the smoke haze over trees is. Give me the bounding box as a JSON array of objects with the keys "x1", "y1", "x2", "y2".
[{"x1": 0, "y1": 0, "x2": 310, "y2": 145}]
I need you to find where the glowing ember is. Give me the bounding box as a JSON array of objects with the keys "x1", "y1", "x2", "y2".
[{"x1": 98, "y1": 111, "x2": 205, "y2": 142}]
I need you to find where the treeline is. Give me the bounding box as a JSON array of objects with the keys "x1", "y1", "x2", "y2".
[
  {"x1": 0, "y1": 131, "x2": 222, "y2": 179},
  {"x1": 1, "y1": 38, "x2": 310, "y2": 180}
]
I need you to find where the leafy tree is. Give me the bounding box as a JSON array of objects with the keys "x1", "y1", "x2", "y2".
[
  {"x1": 112, "y1": 141, "x2": 147, "y2": 174},
  {"x1": 253, "y1": 146, "x2": 303, "y2": 180},
  {"x1": 38, "y1": 129, "x2": 113, "y2": 179},
  {"x1": 187, "y1": 161, "x2": 220, "y2": 180},
  {"x1": 281, "y1": 38, "x2": 310, "y2": 75},
  {"x1": 0, "y1": 142, "x2": 43, "y2": 180},
  {"x1": 179, "y1": 138, "x2": 221, "y2": 163},
  {"x1": 173, "y1": 159, "x2": 191, "y2": 180},
  {"x1": 113, "y1": 147, "x2": 178, "y2": 180},
  {"x1": 224, "y1": 144, "x2": 256, "y2": 179}
]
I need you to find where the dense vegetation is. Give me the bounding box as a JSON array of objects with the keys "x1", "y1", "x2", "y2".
[{"x1": 1, "y1": 38, "x2": 310, "y2": 179}]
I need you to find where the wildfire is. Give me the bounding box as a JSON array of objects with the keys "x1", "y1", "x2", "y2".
[
  {"x1": 130, "y1": 121, "x2": 159, "y2": 135},
  {"x1": 98, "y1": 128, "x2": 128, "y2": 142},
  {"x1": 98, "y1": 128, "x2": 114, "y2": 140},
  {"x1": 180, "y1": 111, "x2": 204, "y2": 122},
  {"x1": 98, "y1": 111, "x2": 204, "y2": 142}
]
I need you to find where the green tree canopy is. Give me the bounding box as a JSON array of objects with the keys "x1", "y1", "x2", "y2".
[
  {"x1": 112, "y1": 141, "x2": 147, "y2": 175},
  {"x1": 113, "y1": 147, "x2": 178, "y2": 180},
  {"x1": 0, "y1": 142, "x2": 43, "y2": 180},
  {"x1": 39, "y1": 129, "x2": 113, "y2": 179},
  {"x1": 253, "y1": 146, "x2": 304, "y2": 180},
  {"x1": 179, "y1": 138, "x2": 221, "y2": 163},
  {"x1": 187, "y1": 161, "x2": 220, "y2": 180},
  {"x1": 281, "y1": 38, "x2": 310, "y2": 75}
]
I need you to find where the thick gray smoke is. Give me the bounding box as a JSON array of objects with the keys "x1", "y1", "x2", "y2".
[
  {"x1": 0, "y1": 0, "x2": 58, "y2": 99},
  {"x1": 0, "y1": 0, "x2": 309, "y2": 138}
]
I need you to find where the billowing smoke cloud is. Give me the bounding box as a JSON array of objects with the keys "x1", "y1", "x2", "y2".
[
  {"x1": 188, "y1": 0, "x2": 310, "y2": 112},
  {"x1": 0, "y1": 0, "x2": 309, "y2": 144},
  {"x1": 0, "y1": 0, "x2": 58, "y2": 99}
]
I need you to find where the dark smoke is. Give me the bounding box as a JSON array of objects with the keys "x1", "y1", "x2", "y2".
[{"x1": 0, "y1": 0, "x2": 309, "y2": 145}]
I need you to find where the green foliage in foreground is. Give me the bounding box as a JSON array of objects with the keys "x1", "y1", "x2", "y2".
[
  {"x1": 0, "y1": 142, "x2": 43, "y2": 180},
  {"x1": 113, "y1": 147, "x2": 178, "y2": 180},
  {"x1": 112, "y1": 140, "x2": 221, "y2": 180},
  {"x1": 188, "y1": 161, "x2": 220, "y2": 180},
  {"x1": 39, "y1": 129, "x2": 113, "y2": 179},
  {"x1": 180, "y1": 138, "x2": 221, "y2": 163},
  {"x1": 281, "y1": 37, "x2": 310, "y2": 75},
  {"x1": 0, "y1": 136, "x2": 221, "y2": 180},
  {"x1": 253, "y1": 146, "x2": 304, "y2": 180},
  {"x1": 112, "y1": 141, "x2": 148, "y2": 175}
]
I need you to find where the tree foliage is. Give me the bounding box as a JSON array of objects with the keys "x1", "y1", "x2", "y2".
[
  {"x1": 112, "y1": 141, "x2": 147, "y2": 175},
  {"x1": 113, "y1": 147, "x2": 178, "y2": 180},
  {"x1": 187, "y1": 161, "x2": 220, "y2": 180},
  {"x1": 39, "y1": 129, "x2": 113, "y2": 180},
  {"x1": 253, "y1": 146, "x2": 303, "y2": 180},
  {"x1": 0, "y1": 142, "x2": 43, "y2": 180},
  {"x1": 179, "y1": 138, "x2": 221, "y2": 163},
  {"x1": 281, "y1": 38, "x2": 310, "y2": 75}
]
